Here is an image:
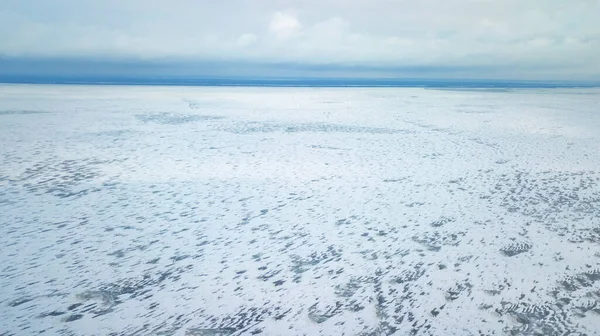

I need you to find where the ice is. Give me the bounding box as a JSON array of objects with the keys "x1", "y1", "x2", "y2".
[{"x1": 1, "y1": 84, "x2": 600, "y2": 335}]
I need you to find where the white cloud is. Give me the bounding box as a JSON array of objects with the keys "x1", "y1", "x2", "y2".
[
  {"x1": 236, "y1": 33, "x2": 258, "y2": 47},
  {"x1": 269, "y1": 11, "x2": 302, "y2": 40}
]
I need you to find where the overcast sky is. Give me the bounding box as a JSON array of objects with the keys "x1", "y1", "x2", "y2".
[{"x1": 1, "y1": 0, "x2": 599, "y2": 80}]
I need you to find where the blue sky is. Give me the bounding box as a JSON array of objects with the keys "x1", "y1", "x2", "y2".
[{"x1": 1, "y1": 0, "x2": 599, "y2": 80}]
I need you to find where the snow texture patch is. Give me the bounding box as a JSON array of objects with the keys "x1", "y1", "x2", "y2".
[{"x1": 2, "y1": 85, "x2": 600, "y2": 335}]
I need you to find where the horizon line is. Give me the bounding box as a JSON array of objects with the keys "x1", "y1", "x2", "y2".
[{"x1": 1, "y1": 76, "x2": 599, "y2": 89}]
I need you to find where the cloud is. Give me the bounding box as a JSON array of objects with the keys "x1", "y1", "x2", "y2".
[
  {"x1": 269, "y1": 11, "x2": 302, "y2": 40},
  {"x1": 236, "y1": 33, "x2": 258, "y2": 47},
  {"x1": 0, "y1": 0, "x2": 599, "y2": 79}
]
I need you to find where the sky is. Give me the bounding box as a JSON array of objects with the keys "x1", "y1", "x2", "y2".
[{"x1": 0, "y1": 0, "x2": 599, "y2": 80}]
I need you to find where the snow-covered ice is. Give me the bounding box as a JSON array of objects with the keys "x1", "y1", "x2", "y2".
[{"x1": 1, "y1": 84, "x2": 600, "y2": 335}]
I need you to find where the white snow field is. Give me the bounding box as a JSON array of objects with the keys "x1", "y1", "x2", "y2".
[{"x1": 1, "y1": 84, "x2": 600, "y2": 336}]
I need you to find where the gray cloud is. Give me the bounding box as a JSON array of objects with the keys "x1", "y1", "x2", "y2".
[{"x1": 1, "y1": 0, "x2": 599, "y2": 79}]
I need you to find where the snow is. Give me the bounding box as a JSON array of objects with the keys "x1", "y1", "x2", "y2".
[{"x1": 1, "y1": 84, "x2": 600, "y2": 335}]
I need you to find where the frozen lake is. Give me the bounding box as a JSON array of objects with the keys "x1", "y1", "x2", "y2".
[{"x1": 1, "y1": 84, "x2": 600, "y2": 335}]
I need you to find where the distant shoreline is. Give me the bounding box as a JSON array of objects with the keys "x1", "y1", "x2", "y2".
[{"x1": 1, "y1": 77, "x2": 599, "y2": 89}]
